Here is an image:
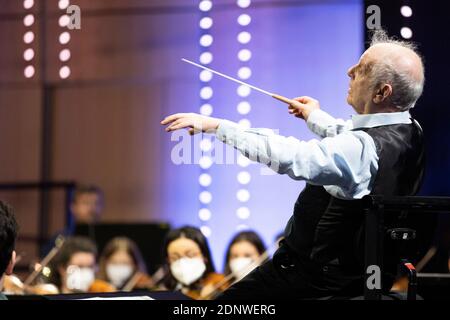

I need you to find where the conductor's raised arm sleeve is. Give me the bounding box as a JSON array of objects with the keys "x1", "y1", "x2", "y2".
[
  {"x1": 306, "y1": 109, "x2": 353, "y2": 138},
  {"x1": 216, "y1": 119, "x2": 379, "y2": 199}
]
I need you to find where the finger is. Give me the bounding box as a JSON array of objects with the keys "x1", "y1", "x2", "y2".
[
  {"x1": 166, "y1": 120, "x2": 190, "y2": 132},
  {"x1": 165, "y1": 119, "x2": 184, "y2": 131},
  {"x1": 289, "y1": 109, "x2": 299, "y2": 115},
  {"x1": 289, "y1": 100, "x2": 305, "y2": 109},
  {"x1": 288, "y1": 106, "x2": 301, "y2": 113},
  {"x1": 161, "y1": 113, "x2": 187, "y2": 125},
  {"x1": 161, "y1": 115, "x2": 179, "y2": 125},
  {"x1": 167, "y1": 120, "x2": 193, "y2": 132},
  {"x1": 293, "y1": 96, "x2": 311, "y2": 104}
]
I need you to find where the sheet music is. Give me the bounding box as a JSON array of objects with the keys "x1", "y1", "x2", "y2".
[{"x1": 80, "y1": 296, "x2": 154, "y2": 300}]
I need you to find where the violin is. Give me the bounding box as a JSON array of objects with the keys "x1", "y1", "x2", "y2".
[
  {"x1": 198, "y1": 238, "x2": 280, "y2": 300},
  {"x1": 2, "y1": 274, "x2": 59, "y2": 295},
  {"x1": 183, "y1": 272, "x2": 228, "y2": 300},
  {"x1": 88, "y1": 279, "x2": 117, "y2": 293},
  {"x1": 20, "y1": 235, "x2": 66, "y2": 292},
  {"x1": 88, "y1": 271, "x2": 156, "y2": 293},
  {"x1": 122, "y1": 271, "x2": 155, "y2": 292},
  {"x1": 2, "y1": 275, "x2": 26, "y2": 295},
  {"x1": 2, "y1": 245, "x2": 62, "y2": 296}
]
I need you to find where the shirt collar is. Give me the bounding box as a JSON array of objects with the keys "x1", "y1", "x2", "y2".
[{"x1": 351, "y1": 110, "x2": 412, "y2": 129}]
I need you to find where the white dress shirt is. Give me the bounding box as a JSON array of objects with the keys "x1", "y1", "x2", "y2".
[{"x1": 215, "y1": 109, "x2": 412, "y2": 200}]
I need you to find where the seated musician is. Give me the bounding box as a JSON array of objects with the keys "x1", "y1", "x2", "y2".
[
  {"x1": 48, "y1": 236, "x2": 114, "y2": 294},
  {"x1": 0, "y1": 201, "x2": 18, "y2": 300},
  {"x1": 41, "y1": 185, "x2": 104, "y2": 257},
  {"x1": 223, "y1": 231, "x2": 266, "y2": 282},
  {"x1": 159, "y1": 226, "x2": 226, "y2": 300},
  {"x1": 97, "y1": 237, "x2": 153, "y2": 291}
]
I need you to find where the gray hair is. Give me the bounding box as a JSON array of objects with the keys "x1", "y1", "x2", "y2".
[{"x1": 368, "y1": 29, "x2": 425, "y2": 111}]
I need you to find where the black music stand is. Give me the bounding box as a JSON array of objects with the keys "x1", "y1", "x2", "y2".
[
  {"x1": 363, "y1": 195, "x2": 450, "y2": 300},
  {"x1": 74, "y1": 223, "x2": 170, "y2": 274}
]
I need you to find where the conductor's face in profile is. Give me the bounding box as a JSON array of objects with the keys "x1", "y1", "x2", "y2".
[
  {"x1": 346, "y1": 51, "x2": 374, "y2": 114},
  {"x1": 346, "y1": 43, "x2": 424, "y2": 115}
]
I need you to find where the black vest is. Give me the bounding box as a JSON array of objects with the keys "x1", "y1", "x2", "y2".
[{"x1": 283, "y1": 119, "x2": 425, "y2": 283}]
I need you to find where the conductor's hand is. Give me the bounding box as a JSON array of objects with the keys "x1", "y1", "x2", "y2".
[
  {"x1": 161, "y1": 113, "x2": 220, "y2": 135},
  {"x1": 288, "y1": 96, "x2": 320, "y2": 121}
]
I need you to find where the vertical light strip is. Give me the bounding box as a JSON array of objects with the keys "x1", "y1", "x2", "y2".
[
  {"x1": 23, "y1": 0, "x2": 36, "y2": 78},
  {"x1": 58, "y1": 0, "x2": 72, "y2": 79},
  {"x1": 198, "y1": 0, "x2": 214, "y2": 238},
  {"x1": 400, "y1": 1, "x2": 413, "y2": 39},
  {"x1": 235, "y1": 0, "x2": 252, "y2": 231}
]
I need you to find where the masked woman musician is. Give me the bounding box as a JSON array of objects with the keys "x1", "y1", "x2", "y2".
[
  {"x1": 97, "y1": 237, "x2": 154, "y2": 291},
  {"x1": 197, "y1": 230, "x2": 273, "y2": 300},
  {"x1": 48, "y1": 236, "x2": 115, "y2": 294},
  {"x1": 223, "y1": 231, "x2": 267, "y2": 283},
  {"x1": 158, "y1": 226, "x2": 227, "y2": 300}
]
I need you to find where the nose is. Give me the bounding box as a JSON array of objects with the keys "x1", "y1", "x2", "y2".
[{"x1": 347, "y1": 65, "x2": 355, "y2": 79}]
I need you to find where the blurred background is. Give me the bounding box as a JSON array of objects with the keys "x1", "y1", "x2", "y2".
[{"x1": 0, "y1": 0, "x2": 449, "y2": 289}]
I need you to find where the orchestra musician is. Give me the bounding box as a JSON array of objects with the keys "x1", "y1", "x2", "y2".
[
  {"x1": 48, "y1": 236, "x2": 115, "y2": 294},
  {"x1": 223, "y1": 231, "x2": 267, "y2": 283},
  {"x1": 97, "y1": 237, "x2": 154, "y2": 291},
  {"x1": 158, "y1": 226, "x2": 227, "y2": 300},
  {"x1": 199, "y1": 231, "x2": 271, "y2": 300},
  {"x1": 0, "y1": 201, "x2": 18, "y2": 300},
  {"x1": 41, "y1": 185, "x2": 104, "y2": 257}
]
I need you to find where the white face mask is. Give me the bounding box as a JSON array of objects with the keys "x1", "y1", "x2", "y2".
[
  {"x1": 170, "y1": 257, "x2": 206, "y2": 286},
  {"x1": 66, "y1": 265, "x2": 95, "y2": 292},
  {"x1": 106, "y1": 264, "x2": 134, "y2": 288},
  {"x1": 229, "y1": 257, "x2": 254, "y2": 280}
]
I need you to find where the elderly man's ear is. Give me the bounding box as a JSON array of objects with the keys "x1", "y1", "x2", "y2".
[
  {"x1": 373, "y1": 84, "x2": 393, "y2": 104},
  {"x1": 5, "y1": 251, "x2": 16, "y2": 275}
]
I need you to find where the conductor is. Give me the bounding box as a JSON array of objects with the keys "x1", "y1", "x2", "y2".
[{"x1": 161, "y1": 30, "x2": 426, "y2": 299}]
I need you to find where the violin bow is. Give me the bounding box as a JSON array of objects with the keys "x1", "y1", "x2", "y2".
[
  {"x1": 24, "y1": 235, "x2": 65, "y2": 286},
  {"x1": 201, "y1": 239, "x2": 281, "y2": 300}
]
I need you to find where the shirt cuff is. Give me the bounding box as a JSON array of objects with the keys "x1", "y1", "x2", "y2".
[
  {"x1": 306, "y1": 109, "x2": 336, "y2": 135},
  {"x1": 216, "y1": 119, "x2": 239, "y2": 142}
]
